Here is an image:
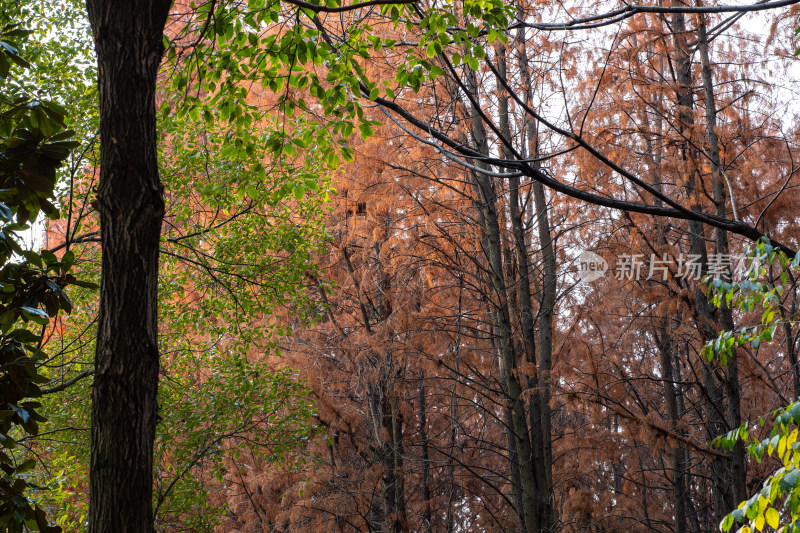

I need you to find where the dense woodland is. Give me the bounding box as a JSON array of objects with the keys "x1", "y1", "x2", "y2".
[{"x1": 3, "y1": 0, "x2": 800, "y2": 532}]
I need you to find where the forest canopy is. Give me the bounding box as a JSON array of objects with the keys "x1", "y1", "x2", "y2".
[{"x1": 2, "y1": 0, "x2": 800, "y2": 532}]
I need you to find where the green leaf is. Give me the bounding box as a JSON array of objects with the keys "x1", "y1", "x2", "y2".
[
  {"x1": 721, "y1": 513, "x2": 734, "y2": 532},
  {"x1": 779, "y1": 468, "x2": 800, "y2": 492},
  {"x1": 21, "y1": 307, "x2": 49, "y2": 325},
  {"x1": 15, "y1": 459, "x2": 35, "y2": 475},
  {"x1": 358, "y1": 122, "x2": 373, "y2": 139},
  {"x1": 426, "y1": 41, "x2": 437, "y2": 59},
  {"x1": 765, "y1": 507, "x2": 779, "y2": 529}
]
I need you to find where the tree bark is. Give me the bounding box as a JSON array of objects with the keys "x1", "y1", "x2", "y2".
[
  {"x1": 697, "y1": 15, "x2": 747, "y2": 509},
  {"x1": 655, "y1": 325, "x2": 688, "y2": 533},
  {"x1": 515, "y1": 22, "x2": 557, "y2": 528},
  {"x1": 418, "y1": 373, "x2": 433, "y2": 533},
  {"x1": 462, "y1": 64, "x2": 540, "y2": 533},
  {"x1": 86, "y1": 1, "x2": 170, "y2": 531},
  {"x1": 672, "y1": 10, "x2": 741, "y2": 522},
  {"x1": 389, "y1": 395, "x2": 408, "y2": 533},
  {"x1": 498, "y1": 41, "x2": 554, "y2": 533}
]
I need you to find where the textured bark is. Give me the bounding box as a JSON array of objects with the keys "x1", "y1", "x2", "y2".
[
  {"x1": 672, "y1": 10, "x2": 742, "y2": 522},
  {"x1": 417, "y1": 374, "x2": 433, "y2": 533},
  {"x1": 85, "y1": 1, "x2": 170, "y2": 531},
  {"x1": 516, "y1": 24, "x2": 557, "y2": 528},
  {"x1": 389, "y1": 395, "x2": 408, "y2": 533},
  {"x1": 498, "y1": 42, "x2": 554, "y2": 533},
  {"x1": 445, "y1": 277, "x2": 463, "y2": 533},
  {"x1": 697, "y1": 16, "x2": 747, "y2": 508},
  {"x1": 655, "y1": 326, "x2": 688, "y2": 533},
  {"x1": 445, "y1": 375, "x2": 458, "y2": 533},
  {"x1": 531, "y1": 176, "x2": 556, "y2": 514},
  {"x1": 462, "y1": 65, "x2": 540, "y2": 533}
]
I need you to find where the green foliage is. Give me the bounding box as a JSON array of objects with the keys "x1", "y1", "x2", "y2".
[
  {"x1": 25, "y1": 3, "x2": 331, "y2": 528},
  {"x1": 703, "y1": 240, "x2": 794, "y2": 366},
  {"x1": 147, "y1": 42, "x2": 331, "y2": 529},
  {"x1": 707, "y1": 240, "x2": 800, "y2": 533},
  {"x1": 0, "y1": 20, "x2": 82, "y2": 533},
  {"x1": 162, "y1": 0, "x2": 513, "y2": 166},
  {"x1": 154, "y1": 361, "x2": 318, "y2": 531},
  {"x1": 715, "y1": 401, "x2": 799, "y2": 533},
  {"x1": 158, "y1": 98, "x2": 332, "y2": 355}
]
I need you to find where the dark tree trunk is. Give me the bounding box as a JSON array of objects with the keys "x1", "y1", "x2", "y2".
[
  {"x1": 389, "y1": 395, "x2": 408, "y2": 533},
  {"x1": 672, "y1": 10, "x2": 743, "y2": 522},
  {"x1": 655, "y1": 325, "x2": 688, "y2": 533},
  {"x1": 498, "y1": 42, "x2": 554, "y2": 532},
  {"x1": 418, "y1": 373, "x2": 433, "y2": 533},
  {"x1": 86, "y1": 1, "x2": 170, "y2": 531},
  {"x1": 462, "y1": 66, "x2": 540, "y2": 533},
  {"x1": 515, "y1": 26, "x2": 557, "y2": 529},
  {"x1": 697, "y1": 16, "x2": 747, "y2": 509}
]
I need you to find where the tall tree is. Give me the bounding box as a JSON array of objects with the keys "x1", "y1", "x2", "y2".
[{"x1": 85, "y1": 1, "x2": 172, "y2": 530}]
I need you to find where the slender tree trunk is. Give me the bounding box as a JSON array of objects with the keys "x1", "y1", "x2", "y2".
[
  {"x1": 86, "y1": 1, "x2": 170, "y2": 531},
  {"x1": 418, "y1": 373, "x2": 433, "y2": 533},
  {"x1": 531, "y1": 179, "x2": 555, "y2": 503},
  {"x1": 672, "y1": 11, "x2": 739, "y2": 522},
  {"x1": 462, "y1": 63, "x2": 539, "y2": 533},
  {"x1": 637, "y1": 451, "x2": 653, "y2": 531},
  {"x1": 497, "y1": 43, "x2": 553, "y2": 533},
  {"x1": 697, "y1": 15, "x2": 747, "y2": 509},
  {"x1": 502, "y1": 388, "x2": 527, "y2": 533},
  {"x1": 446, "y1": 277, "x2": 464, "y2": 533},
  {"x1": 367, "y1": 382, "x2": 391, "y2": 532},
  {"x1": 674, "y1": 357, "x2": 702, "y2": 533},
  {"x1": 389, "y1": 394, "x2": 408, "y2": 533},
  {"x1": 655, "y1": 326, "x2": 688, "y2": 533},
  {"x1": 516, "y1": 24, "x2": 557, "y2": 526},
  {"x1": 446, "y1": 381, "x2": 457, "y2": 533}
]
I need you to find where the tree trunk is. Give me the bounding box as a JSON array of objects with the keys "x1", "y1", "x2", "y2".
[
  {"x1": 389, "y1": 395, "x2": 408, "y2": 533},
  {"x1": 516, "y1": 22, "x2": 557, "y2": 527},
  {"x1": 672, "y1": 11, "x2": 739, "y2": 523},
  {"x1": 497, "y1": 43, "x2": 553, "y2": 533},
  {"x1": 462, "y1": 64, "x2": 539, "y2": 533},
  {"x1": 697, "y1": 15, "x2": 747, "y2": 509},
  {"x1": 418, "y1": 373, "x2": 433, "y2": 533},
  {"x1": 86, "y1": 1, "x2": 170, "y2": 531},
  {"x1": 655, "y1": 325, "x2": 688, "y2": 533}
]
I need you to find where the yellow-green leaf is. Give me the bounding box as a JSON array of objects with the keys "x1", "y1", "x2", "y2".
[
  {"x1": 426, "y1": 41, "x2": 436, "y2": 58},
  {"x1": 766, "y1": 507, "x2": 780, "y2": 529}
]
